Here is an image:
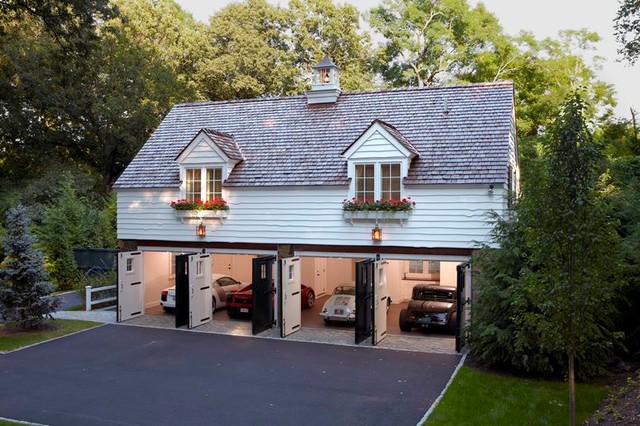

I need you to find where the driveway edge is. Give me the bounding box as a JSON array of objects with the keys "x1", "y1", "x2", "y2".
[{"x1": 417, "y1": 351, "x2": 468, "y2": 425}]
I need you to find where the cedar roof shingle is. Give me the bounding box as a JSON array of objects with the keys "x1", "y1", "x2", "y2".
[{"x1": 113, "y1": 82, "x2": 514, "y2": 189}]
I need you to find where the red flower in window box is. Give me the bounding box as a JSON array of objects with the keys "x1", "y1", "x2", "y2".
[
  {"x1": 170, "y1": 198, "x2": 229, "y2": 211},
  {"x1": 342, "y1": 197, "x2": 415, "y2": 212}
]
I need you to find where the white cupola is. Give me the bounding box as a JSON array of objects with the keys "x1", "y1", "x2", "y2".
[{"x1": 306, "y1": 56, "x2": 341, "y2": 105}]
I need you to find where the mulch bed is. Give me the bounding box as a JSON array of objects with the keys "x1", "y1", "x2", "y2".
[{"x1": 584, "y1": 363, "x2": 640, "y2": 425}]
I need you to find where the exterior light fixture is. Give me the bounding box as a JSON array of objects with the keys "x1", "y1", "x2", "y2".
[
  {"x1": 322, "y1": 69, "x2": 330, "y2": 84},
  {"x1": 196, "y1": 222, "x2": 206, "y2": 238},
  {"x1": 372, "y1": 225, "x2": 382, "y2": 242},
  {"x1": 488, "y1": 184, "x2": 494, "y2": 194}
]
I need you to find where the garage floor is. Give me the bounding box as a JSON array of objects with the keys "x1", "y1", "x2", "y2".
[{"x1": 136, "y1": 297, "x2": 456, "y2": 354}]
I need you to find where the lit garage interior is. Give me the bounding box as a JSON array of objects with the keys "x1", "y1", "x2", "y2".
[{"x1": 121, "y1": 250, "x2": 461, "y2": 352}]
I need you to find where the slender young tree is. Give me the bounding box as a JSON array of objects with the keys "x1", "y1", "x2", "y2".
[
  {"x1": 0, "y1": 205, "x2": 59, "y2": 328},
  {"x1": 523, "y1": 92, "x2": 619, "y2": 425}
]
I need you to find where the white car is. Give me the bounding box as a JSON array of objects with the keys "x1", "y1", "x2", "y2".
[
  {"x1": 320, "y1": 284, "x2": 357, "y2": 324},
  {"x1": 160, "y1": 274, "x2": 246, "y2": 312}
]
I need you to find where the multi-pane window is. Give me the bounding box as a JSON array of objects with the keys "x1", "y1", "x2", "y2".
[
  {"x1": 355, "y1": 163, "x2": 402, "y2": 201},
  {"x1": 355, "y1": 164, "x2": 375, "y2": 201},
  {"x1": 406, "y1": 261, "x2": 441, "y2": 280},
  {"x1": 381, "y1": 163, "x2": 401, "y2": 200},
  {"x1": 186, "y1": 167, "x2": 222, "y2": 201},
  {"x1": 409, "y1": 260, "x2": 423, "y2": 274},
  {"x1": 206, "y1": 168, "x2": 222, "y2": 200},
  {"x1": 186, "y1": 169, "x2": 201, "y2": 200}
]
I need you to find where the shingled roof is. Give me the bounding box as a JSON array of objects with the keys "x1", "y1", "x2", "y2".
[{"x1": 113, "y1": 81, "x2": 514, "y2": 189}]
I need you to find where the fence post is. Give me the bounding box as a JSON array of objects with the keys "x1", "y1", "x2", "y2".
[{"x1": 85, "y1": 286, "x2": 92, "y2": 311}]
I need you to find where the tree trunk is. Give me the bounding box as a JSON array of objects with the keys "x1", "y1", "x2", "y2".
[{"x1": 569, "y1": 352, "x2": 576, "y2": 426}]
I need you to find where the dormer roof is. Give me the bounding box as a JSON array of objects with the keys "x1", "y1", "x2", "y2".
[
  {"x1": 342, "y1": 119, "x2": 420, "y2": 159},
  {"x1": 201, "y1": 129, "x2": 244, "y2": 161},
  {"x1": 175, "y1": 129, "x2": 244, "y2": 164}
]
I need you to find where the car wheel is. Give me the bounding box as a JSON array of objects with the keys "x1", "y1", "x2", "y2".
[
  {"x1": 399, "y1": 309, "x2": 413, "y2": 332},
  {"x1": 323, "y1": 318, "x2": 331, "y2": 325},
  {"x1": 227, "y1": 310, "x2": 236, "y2": 319},
  {"x1": 211, "y1": 297, "x2": 217, "y2": 313},
  {"x1": 448, "y1": 312, "x2": 457, "y2": 334},
  {"x1": 306, "y1": 291, "x2": 315, "y2": 309}
]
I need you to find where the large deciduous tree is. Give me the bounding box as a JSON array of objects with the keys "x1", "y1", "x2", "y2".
[
  {"x1": 369, "y1": 0, "x2": 505, "y2": 87},
  {"x1": 197, "y1": 0, "x2": 296, "y2": 100},
  {"x1": 615, "y1": 0, "x2": 640, "y2": 64},
  {"x1": 0, "y1": 0, "x2": 197, "y2": 187}
]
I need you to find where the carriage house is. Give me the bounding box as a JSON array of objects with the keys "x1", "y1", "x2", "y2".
[{"x1": 113, "y1": 58, "x2": 518, "y2": 350}]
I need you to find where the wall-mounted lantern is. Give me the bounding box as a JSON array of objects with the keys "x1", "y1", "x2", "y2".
[
  {"x1": 196, "y1": 222, "x2": 206, "y2": 238},
  {"x1": 371, "y1": 225, "x2": 382, "y2": 242}
]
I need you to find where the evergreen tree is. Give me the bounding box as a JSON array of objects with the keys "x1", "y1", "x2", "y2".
[{"x1": 0, "y1": 205, "x2": 59, "y2": 329}]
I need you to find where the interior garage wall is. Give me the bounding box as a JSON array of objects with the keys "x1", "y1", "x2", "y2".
[
  {"x1": 300, "y1": 257, "x2": 355, "y2": 296},
  {"x1": 143, "y1": 251, "x2": 173, "y2": 308},
  {"x1": 440, "y1": 262, "x2": 459, "y2": 287},
  {"x1": 212, "y1": 253, "x2": 254, "y2": 284}
]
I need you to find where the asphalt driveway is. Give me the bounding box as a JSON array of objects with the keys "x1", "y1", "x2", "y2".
[{"x1": 0, "y1": 324, "x2": 460, "y2": 426}]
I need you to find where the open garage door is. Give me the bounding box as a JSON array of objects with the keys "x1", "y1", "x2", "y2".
[
  {"x1": 189, "y1": 254, "x2": 213, "y2": 329},
  {"x1": 175, "y1": 253, "x2": 213, "y2": 329},
  {"x1": 117, "y1": 251, "x2": 144, "y2": 322},
  {"x1": 373, "y1": 260, "x2": 388, "y2": 345},
  {"x1": 252, "y1": 255, "x2": 276, "y2": 335},
  {"x1": 355, "y1": 258, "x2": 374, "y2": 344},
  {"x1": 281, "y1": 257, "x2": 301, "y2": 337},
  {"x1": 456, "y1": 261, "x2": 471, "y2": 352}
]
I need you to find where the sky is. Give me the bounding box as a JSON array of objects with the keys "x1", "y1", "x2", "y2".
[{"x1": 176, "y1": 0, "x2": 638, "y2": 119}]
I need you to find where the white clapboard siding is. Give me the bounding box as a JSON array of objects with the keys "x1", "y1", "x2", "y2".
[
  {"x1": 117, "y1": 185, "x2": 506, "y2": 249},
  {"x1": 348, "y1": 131, "x2": 406, "y2": 160},
  {"x1": 180, "y1": 139, "x2": 225, "y2": 165}
]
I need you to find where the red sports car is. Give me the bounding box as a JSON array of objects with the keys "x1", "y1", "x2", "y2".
[{"x1": 227, "y1": 284, "x2": 315, "y2": 318}]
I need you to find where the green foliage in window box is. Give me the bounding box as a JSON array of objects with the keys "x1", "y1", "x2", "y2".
[{"x1": 342, "y1": 197, "x2": 415, "y2": 211}]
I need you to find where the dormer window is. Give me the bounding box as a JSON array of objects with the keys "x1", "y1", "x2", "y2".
[
  {"x1": 175, "y1": 128, "x2": 244, "y2": 204},
  {"x1": 186, "y1": 167, "x2": 222, "y2": 201},
  {"x1": 355, "y1": 163, "x2": 402, "y2": 201},
  {"x1": 343, "y1": 119, "x2": 420, "y2": 205}
]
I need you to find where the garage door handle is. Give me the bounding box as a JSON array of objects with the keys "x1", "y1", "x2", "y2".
[{"x1": 292, "y1": 291, "x2": 300, "y2": 296}]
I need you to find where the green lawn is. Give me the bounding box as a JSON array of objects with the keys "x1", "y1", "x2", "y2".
[
  {"x1": 424, "y1": 365, "x2": 607, "y2": 425},
  {"x1": 0, "y1": 319, "x2": 101, "y2": 352}
]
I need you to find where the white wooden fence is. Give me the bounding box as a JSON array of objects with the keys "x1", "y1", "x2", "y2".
[{"x1": 85, "y1": 285, "x2": 117, "y2": 311}]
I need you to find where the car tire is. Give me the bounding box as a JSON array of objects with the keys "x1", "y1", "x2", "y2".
[
  {"x1": 399, "y1": 309, "x2": 413, "y2": 332},
  {"x1": 306, "y1": 291, "x2": 315, "y2": 309},
  {"x1": 227, "y1": 310, "x2": 236, "y2": 319},
  {"x1": 448, "y1": 312, "x2": 457, "y2": 334},
  {"x1": 211, "y1": 297, "x2": 217, "y2": 313},
  {"x1": 323, "y1": 318, "x2": 331, "y2": 325}
]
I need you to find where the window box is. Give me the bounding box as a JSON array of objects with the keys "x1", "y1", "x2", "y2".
[
  {"x1": 174, "y1": 209, "x2": 228, "y2": 223},
  {"x1": 343, "y1": 210, "x2": 411, "y2": 225}
]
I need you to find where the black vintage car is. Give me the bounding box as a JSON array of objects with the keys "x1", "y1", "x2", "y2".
[{"x1": 399, "y1": 284, "x2": 457, "y2": 334}]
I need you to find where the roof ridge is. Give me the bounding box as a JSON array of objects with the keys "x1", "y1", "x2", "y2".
[{"x1": 172, "y1": 81, "x2": 514, "y2": 109}]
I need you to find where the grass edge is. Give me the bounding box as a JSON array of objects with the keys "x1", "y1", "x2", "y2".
[{"x1": 418, "y1": 352, "x2": 468, "y2": 424}]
